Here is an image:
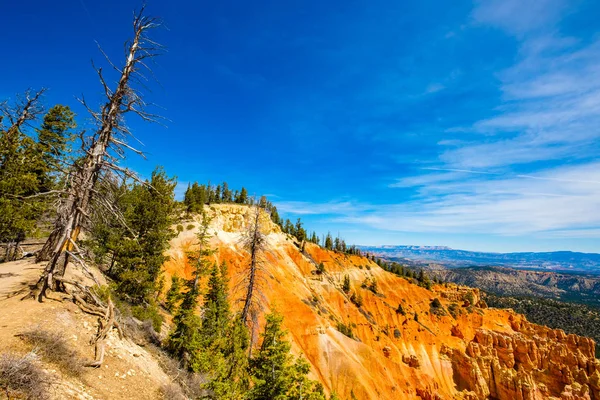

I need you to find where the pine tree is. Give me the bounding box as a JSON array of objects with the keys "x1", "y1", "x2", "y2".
[
  {"x1": 0, "y1": 93, "x2": 66, "y2": 257},
  {"x1": 324, "y1": 232, "x2": 333, "y2": 250},
  {"x1": 222, "y1": 181, "x2": 232, "y2": 202},
  {"x1": 201, "y1": 262, "x2": 231, "y2": 346},
  {"x1": 114, "y1": 167, "x2": 177, "y2": 304},
  {"x1": 294, "y1": 218, "x2": 306, "y2": 242},
  {"x1": 270, "y1": 206, "x2": 281, "y2": 227},
  {"x1": 248, "y1": 311, "x2": 325, "y2": 400},
  {"x1": 166, "y1": 283, "x2": 203, "y2": 371},
  {"x1": 207, "y1": 317, "x2": 250, "y2": 398},
  {"x1": 283, "y1": 219, "x2": 294, "y2": 235},
  {"x1": 165, "y1": 275, "x2": 183, "y2": 312},
  {"x1": 236, "y1": 187, "x2": 248, "y2": 204},
  {"x1": 187, "y1": 209, "x2": 214, "y2": 290},
  {"x1": 342, "y1": 275, "x2": 351, "y2": 294},
  {"x1": 35, "y1": 104, "x2": 76, "y2": 186}
]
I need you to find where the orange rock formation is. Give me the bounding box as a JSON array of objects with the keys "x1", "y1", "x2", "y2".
[{"x1": 163, "y1": 204, "x2": 600, "y2": 400}]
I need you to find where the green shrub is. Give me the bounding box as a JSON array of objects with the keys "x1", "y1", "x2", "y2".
[
  {"x1": 132, "y1": 303, "x2": 164, "y2": 332},
  {"x1": 430, "y1": 298, "x2": 446, "y2": 316},
  {"x1": 186, "y1": 224, "x2": 195, "y2": 230},
  {"x1": 316, "y1": 262, "x2": 325, "y2": 275},
  {"x1": 336, "y1": 322, "x2": 354, "y2": 339},
  {"x1": 350, "y1": 291, "x2": 363, "y2": 308},
  {"x1": 448, "y1": 303, "x2": 460, "y2": 318},
  {"x1": 464, "y1": 291, "x2": 475, "y2": 306},
  {"x1": 395, "y1": 304, "x2": 406, "y2": 315}
]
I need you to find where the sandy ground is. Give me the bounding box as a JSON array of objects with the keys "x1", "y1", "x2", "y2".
[{"x1": 0, "y1": 259, "x2": 170, "y2": 400}]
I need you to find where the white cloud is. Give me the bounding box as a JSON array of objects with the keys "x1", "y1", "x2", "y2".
[
  {"x1": 441, "y1": 2, "x2": 600, "y2": 169},
  {"x1": 275, "y1": 200, "x2": 368, "y2": 216},
  {"x1": 471, "y1": 0, "x2": 568, "y2": 36},
  {"x1": 285, "y1": 162, "x2": 600, "y2": 238}
]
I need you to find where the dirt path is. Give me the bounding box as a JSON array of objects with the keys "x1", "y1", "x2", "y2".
[{"x1": 0, "y1": 258, "x2": 44, "y2": 299}]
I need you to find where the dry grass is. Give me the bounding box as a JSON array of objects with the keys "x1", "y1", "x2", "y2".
[
  {"x1": 159, "y1": 383, "x2": 186, "y2": 400},
  {"x1": 0, "y1": 351, "x2": 53, "y2": 400},
  {"x1": 153, "y1": 347, "x2": 206, "y2": 399},
  {"x1": 18, "y1": 327, "x2": 85, "y2": 377},
  {"x1": 120, "y1": 316, "x2": 161, "y2": 346}
]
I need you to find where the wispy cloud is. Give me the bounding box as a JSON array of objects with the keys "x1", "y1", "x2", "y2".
[
  {"x1": 275, "y1": 200, "x2": 369, "y2": 216},
  {"x1": 436, "y1": 1, "x2": 600, "y2": 170},
  {"x1": 471, "y1": 0, "x2": 568, "y2": 36},
  {"x1": 284, "y1": 162, "x2": 600, "y2": 239}
]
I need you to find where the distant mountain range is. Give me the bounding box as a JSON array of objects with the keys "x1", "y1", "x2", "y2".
[{"x1": 359, "y1": 245, "x2": 600, "y2": 274}]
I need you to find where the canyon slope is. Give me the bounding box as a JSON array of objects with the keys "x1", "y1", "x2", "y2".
[
  {"x1": 164, "y1": 204, "x2": 600, "y2": 400},
  {"x1": 426, "y1": 266, "x2": 600, "y2": 306}
]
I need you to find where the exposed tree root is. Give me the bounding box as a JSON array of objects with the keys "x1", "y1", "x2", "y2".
[{"x1": 38, "y1": 276, "x2": 123, "y2": 368}]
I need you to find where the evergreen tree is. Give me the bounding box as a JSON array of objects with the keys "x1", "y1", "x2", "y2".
[
  {"x1": 165, "y1": 275, "x2": 183, "y2": 312},
  {"x1": 236, "y1": 187, "x2": 248, "y2": 204},
  {"x1": 215, "y1": 184, "x2": 222, "y2": 203},
  {"x1": 206, "y1": 317, "x2": 251, "y2": 399},
  {"x1": 248, "y1": 311, "x2": 325, "y2": 400},
  {"x1": 259, "y1": 195, "x2": 268, "y2": 208},
  {"x1": 294, "y1": 218, "x2": 306, "y2": 242},
  {"x1": 342, "y1": 275, "x2": 351, "y2": 294},
  {"x1": 283, "y1": 219, "x2": 294, "y2": 235},
  {"x1": 324, "y1": 232, "x2": 333, "y2": 250},
  {"x1": 0, "y1": 98, "x2": 73, "y2": 254},
  {"x1": 166, "y1": 283, "x2": 203, "y2": 371},
  {"x1": 35, "y1": 104, "x2": 76, "y2": 182},
  {"x1": 114, "y1": 167, "x2": 177, "y2": 303},
  {"x1": 187, "y1": 210, "x2": 214, "y2": 290},
  {"x1": 270, "y1": 206, "x2": 281, "y2": 227},
  {"x1": 201, "y1": 262, "x2": 231, "y2": 347},
  {"x1": 310, "y1": 231, "x2": 318, "y2": 244},
  {"x1": 334, "y1": 237, "x2": 340, "y2": 251},
  {"x1": 222, "y1": 181, "x2": 232, "y2": 202}
]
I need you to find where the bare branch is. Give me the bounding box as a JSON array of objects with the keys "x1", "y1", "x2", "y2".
[{"x1": 94, "y1": 41, "x2": 123, "y2": 74}]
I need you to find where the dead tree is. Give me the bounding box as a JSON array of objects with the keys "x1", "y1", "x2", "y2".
[
  {"x1": 0, "y1": 89, "x2": 47, "y2": 137},
  {"x1": 31, "y1": 7, "x2": 163, "y2": 302},
  {"x1": 236, "y1": 204, "x2": 272, "y2": 356}
]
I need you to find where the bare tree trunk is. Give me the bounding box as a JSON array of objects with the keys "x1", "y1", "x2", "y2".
[
  {"x1": 4, "y1": 242, "x2": 12, "y2": 262},
  {"x1": 241, "y1": 207, "x2": 263, "y2": 325},
  {"x1": 36, "y1": 228, "x2": 60, "y2": 262},
  {"x1": 107, "y1": 252, "x2": 116, "y2": 276},
  {"x1": 31, "y1": 8, "x2": 162, "y2": 301}
]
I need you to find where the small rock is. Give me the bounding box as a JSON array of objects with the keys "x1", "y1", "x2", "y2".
[{"x1": 402, "y1": 354, "x2": 420, "y2": 368}]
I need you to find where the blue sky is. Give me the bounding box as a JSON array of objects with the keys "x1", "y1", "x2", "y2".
[{"x1": 2, "y1": 0, "x2": 600, "y2": 253}]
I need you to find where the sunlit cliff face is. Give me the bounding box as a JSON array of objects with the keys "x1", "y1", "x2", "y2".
[{"x1": 163, "y1": 204, "x2": 600, "y2": 400}]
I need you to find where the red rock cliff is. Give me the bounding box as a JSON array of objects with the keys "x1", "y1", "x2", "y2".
[{"x1": 163, "y1": 205, "x2": 600, "y2": 400}]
